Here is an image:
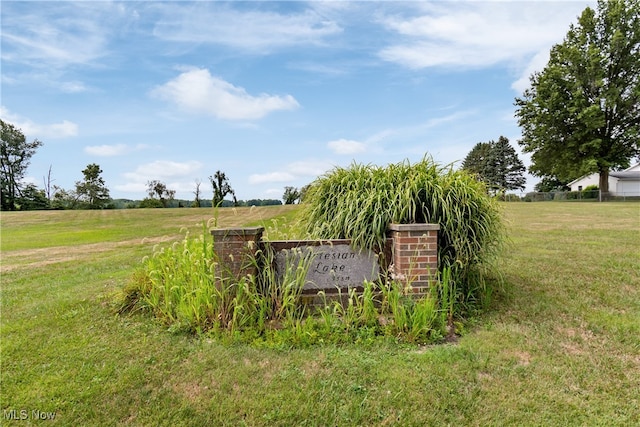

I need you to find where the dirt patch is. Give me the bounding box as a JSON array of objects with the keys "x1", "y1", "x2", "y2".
[
  {"x1": 172, "y1": 380, "x2": 214, "y2": 403},
  {"x1": 513, "y1": 350, "x2": 532, "y2": 366},
  {"x1": 0, "y1": 236, "x2": 177, "y2": 273}
]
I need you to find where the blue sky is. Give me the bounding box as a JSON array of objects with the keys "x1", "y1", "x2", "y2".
[{"x1": 1, "y1": 1, "x2": 595, "y2": 201}]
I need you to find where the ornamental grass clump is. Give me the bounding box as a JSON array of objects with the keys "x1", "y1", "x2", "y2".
[
  {"x1": 118, "y1": 223, "x2": 312, "y2": 336},
  {"x1": 302, "y1": 156, "x2": 505, "y2": 310}
]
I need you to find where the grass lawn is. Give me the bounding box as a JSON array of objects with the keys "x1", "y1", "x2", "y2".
[{"x1": 1, "y1": 203, "x2": 639, "y2": 425}]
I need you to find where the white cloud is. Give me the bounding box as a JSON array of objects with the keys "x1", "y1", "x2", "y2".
[
  {"x1": 85, "y1": 144, "x2": 128, "y2": 156},
  {"x1": 0, "y1": 106, "x2": 78, "y2": 139},
  {"x1": 123, "y1": 160, "x2": 203, "y2": 181},
  {"x1": 511, "y1": 50, "x2": 551, "y2": 93},
  {"x1": 152, "y1": 68, "x2": 300, "y2": 120},
  {"x1": 288, "y1": 160, "x2": 335, "y2": 177},
  {"x1": 113, "y1": 182, "x2": 148, "y2": 194},
  {"x1": 84, "y1": 143, "x2": 150, "y2": 157},
  {"x1": 249, "y1": 160, "x2": 334, "y2": 184},
  {"x1": 265, "y1": 188, "x2": 284, "y2": 196},
  {"x1": 366, "y1": 110, "x2": 476, "y2": 148},
  {"x1": 60, "y1": 81, "x2": 89, "y2": 93},
  {"x1": 379, "y1": 2, "x2": 594, "y2": 88},
  {"x1": 0, "y1": 2, "x2": 127, "y2": 69},
  {"x1": 248, "y1": 172, "x2": 295, "y2": 185},
  {"x1": 116, "y1": 160, "x2": 204, "y2": 195},
  {"x1": 327, "y1": 139, "x2": 367, "y2": 155},
  {"x1": 152, "y1": 4, "x2": 341, "y2": 52}
]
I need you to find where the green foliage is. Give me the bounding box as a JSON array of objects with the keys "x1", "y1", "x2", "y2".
[
  {"x1": 534, "y1": 176, "x2": 570, "y2": 192},
  {"x1": 75, "y1": 163, "x2": 111, "y2": 209},
  {"x1": 515, "y1": 0, "x2": 640, "y2": 192},
  {"x1": 146, "y1": 180, "x2": 175, "y2": 207},
  {"x1": 462, "y1": 136, "x2": 526, "y2": 193},
  {"x1": 582, "y1": 184, "x2": 600, "y2": 199},
  {"x1": 461, "y1": 142, "x2": 492, "y2": 177},
  {"x1": 50, "y1": 186, "x2": 78, "y2": 209},
  {"x1": 485, "y1": 136, "x2": 526, "y2": 192},
  {"x1": 138, "y1": 198, "x2": 165, "y2": 208},
  {"x1": 118, "y1": 225, "x2": 311, "y2": 336},
  {"x1": 209, "y1": 170, "x2": 236, "y2": 207},
  {"x1": 282, "y1": 186, "x2": 301, "y2": 204},
  {"x1": 16, "y1": 183, "x2": 49, "y2": 210},
  {"x1": 311, "y1": 276, "x2": 453, "y2": 345},
  {"x1": 0, "y1": 119, "x2": 43, "y2": 211},
  {"x1": 302, "y1": 157, "x2": 505, "y2": 309}
]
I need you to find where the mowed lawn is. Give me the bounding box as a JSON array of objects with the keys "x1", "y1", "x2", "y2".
[{"x1": 1, "y1": 203, "x2": 638, "y2": 426}]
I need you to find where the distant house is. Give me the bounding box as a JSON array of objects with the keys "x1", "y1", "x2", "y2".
[{"x1": 568, "y1": 163, "x2": 640, "y2": 197}]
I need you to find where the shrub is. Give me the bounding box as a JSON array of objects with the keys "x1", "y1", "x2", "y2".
[
  {"x1": 301, "y1": 157, "x2": 505, "y2": 310},
  {"x1": 582, "y1": 185, "x2": 599, "y2": 199},
  {"x1": 501, "y1": 193, "x2": 521, "y2": 202},
  {"x1": 566, "y1": 191, "x2": 580, "y2": 200},
  {"x1": 138, "y1": 198, "x2": 164, "y2": 208}
]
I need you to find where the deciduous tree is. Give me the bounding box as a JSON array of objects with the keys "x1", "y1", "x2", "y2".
[
  {"x1": 146, "y1": 180, "x2": 175, "y2": 208},
  {"x1": 515, "y1": 0, "x2": 640, "y2": 194},
  {"x1": 0, "y1": 119, "x2": 43, "y2": 210},
  {"x1": 282, "y1": 186, "x2": 301, "y2": 204},
  {"x1": 209, "y1": 171, "x2": 236, "y2": 207}
]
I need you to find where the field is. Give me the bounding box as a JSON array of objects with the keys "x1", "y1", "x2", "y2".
[{"x1": 1, "y1": 203, "x2": 639, "y2": 425}]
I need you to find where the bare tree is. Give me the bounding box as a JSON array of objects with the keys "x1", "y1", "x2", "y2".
[
  {"x1": 193, "y1": 179, "x2": 202, "y2": 207},
  {"x1": 43, "y1": 165, "x2": 54, "y2": 201}
]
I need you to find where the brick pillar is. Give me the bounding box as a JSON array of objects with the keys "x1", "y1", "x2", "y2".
[
  {"x1": 210, "y1": 227, "x2": 264, "y2": 279},
  {"x1": 388, "y1": 223, "x2": 439, "y2": 294}
]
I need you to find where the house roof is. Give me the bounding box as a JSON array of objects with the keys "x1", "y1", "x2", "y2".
[
  {"x1": 609, "y1": 171, "x2": 640, "y2": 180},
  {"x1": 567, "y1": 162, "x2": 640, "y2": 186}
]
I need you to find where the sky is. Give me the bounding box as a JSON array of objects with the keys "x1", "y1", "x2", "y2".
[{"x1": 1, "y1": 0, "x2": 596, "y2": 202}]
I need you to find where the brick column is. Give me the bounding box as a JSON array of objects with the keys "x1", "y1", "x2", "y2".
[
  {"x1": 388, "y1": 223, "x2": 439, "y2": 294},
  {"x1": 210, "y1": 227, "x2": 264, "y2": 279}
]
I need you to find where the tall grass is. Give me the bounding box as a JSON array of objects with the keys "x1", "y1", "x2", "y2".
[
  {"x1": 302, "y1": 156, "x2": 505, "y2": 309},
  {"x1": 119, "y1": 222, "x2": 457, "y2": 345},
  {"x1": 118, "y1": 223, "x2": 310, "y2": 336}
]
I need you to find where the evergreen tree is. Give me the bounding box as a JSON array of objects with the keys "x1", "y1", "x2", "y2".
[
  {"x1": 485, "y1": 136, "x2": 526, "y2": 192},
  {"x1": 462, "y1": 136, "x2": 526, "y2": 193},
  {"x1": 461, "y1": 142, "x2": 492, "y2": 180},
  {"x1": 75, "y1": 163, "x2": 111, "y2": 209},
  {"x1": 19, "y1": 183, "x2": 50, "y2": 210}
]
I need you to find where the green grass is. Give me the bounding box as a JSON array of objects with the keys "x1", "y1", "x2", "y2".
[{"x1": 1, "y1": 203, "x2": 639, "y2": 425}]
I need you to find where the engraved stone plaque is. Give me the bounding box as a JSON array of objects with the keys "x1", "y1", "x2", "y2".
[{"x1": 275, "y1": 244, "x2": 380, "y2": 290}]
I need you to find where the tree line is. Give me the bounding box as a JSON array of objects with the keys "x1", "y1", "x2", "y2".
[{"x1": 0, "y1": 120, "x2": 299, "y2": 211}]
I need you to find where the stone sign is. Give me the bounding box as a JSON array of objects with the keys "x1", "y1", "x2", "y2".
[{"x1": 275, "y1": 244, "x2": 380, "y2": 290}]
